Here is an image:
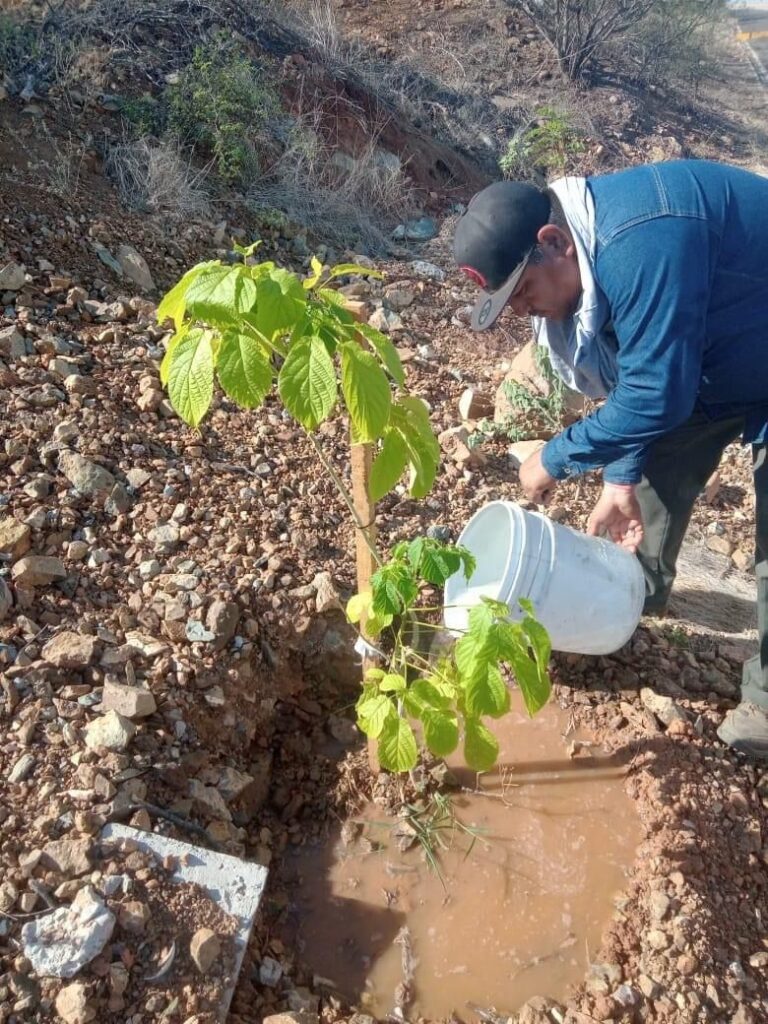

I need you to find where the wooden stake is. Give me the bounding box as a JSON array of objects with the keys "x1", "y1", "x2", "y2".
[{"x1": 350, "y1": 440, "x2": 380, "y2": 775}]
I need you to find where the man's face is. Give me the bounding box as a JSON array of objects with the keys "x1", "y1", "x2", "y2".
[{"x1": 506, "y1": 227, "x2": 582, "y2": 322}]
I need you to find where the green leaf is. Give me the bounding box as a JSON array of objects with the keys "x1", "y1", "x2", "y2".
[
  {"x1": 370, "y1": 429, "x2": 409, "y2": 501},
  {"x1": 464, "y1": 717, "x2": 500, "y2": 772},
  {"x1": 357, "y1": 694, "x2": 395, "y2": 738},
  {"x1": 325, "y1": 262, "x2": 384, "y2": 281},
  {"x1": 390, "y1": 398, "x2": 439, "y2": 499},
  {"x1": 357, "y1": 323, "x2": 405, "y2": 387},
  {"x1": 408, "y1": 537, "x2": 461, "y2": 586},
  {"x1": 341, "y1": 343, "x2": 392, "y2": 443},
  {"x1": 255, "y1": 269, "x2": 306, "y2": 339},
  {"x1": 160, "y1": 323, "x2": 190, "y2": 386},
  {"x1": 521, "y1": 609, "x2": 552, "y2": 674},
  {"x1": 371, "y1": 562, "x2": 418, "y2": 616},
  {"x1": 505, "y1": 643, "x2": 551, "y2": 717},
  {"x1": 217, "y1": 331, "x2": 272, "y2": 408},
  {"x1": 378, "y1": 715, "x2": 418, "y2": 772},
  {"x1": 278, "y1": 335, "x2": 337, "y2": 430},
  {"x1": 167, "y1": 328, "x2": 215, "y2": 427},
  {"x1": 157, "y1": 261, "x2": 218, "y2": 329},
  {"x1": 346, "y1": 591, "x2": 371, "y2": 624},
  {"x1": 185, "y1": 265, "x2": 257, "y2": 325},
  {"x1": 398, "y1": 395, "x2": 440, "y2": 459},
  {"x1": 410, "y1": 677, "x2": 452, "y2": 711},
  {"x1": 459, "y1": 546, "x2": 477, "y2": 581},
  {"x1": 422, "y1": 708, "x2": 459, "y2": 757},
  {"x1": 379, "y1": 673, "x2": 406, "y2": 693},
  {"x1": 464, "y1": 664, "x2": 510, "y2": 719}
]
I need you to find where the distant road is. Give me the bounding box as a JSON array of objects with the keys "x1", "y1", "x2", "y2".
[{"x1": 730, "y1": 3, "x2": 768, "y2": 80}]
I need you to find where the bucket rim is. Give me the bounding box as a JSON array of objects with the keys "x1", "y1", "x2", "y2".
[{"x1": 450, "y1": 499, "x2": 524, "y2": 607}]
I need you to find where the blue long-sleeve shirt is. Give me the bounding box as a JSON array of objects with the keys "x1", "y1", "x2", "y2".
[{"x1": 541, "y1": 161, "x2": 768, "y2": 484}]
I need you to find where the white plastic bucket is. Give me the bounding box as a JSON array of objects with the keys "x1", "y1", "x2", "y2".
[{"x1": 443, "y1": 500, "x2": 645, "y2": 655}]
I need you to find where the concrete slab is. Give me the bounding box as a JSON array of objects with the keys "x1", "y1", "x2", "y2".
[{"x1": 102, "y1": 823, "x2": 268, "y2": 1019}]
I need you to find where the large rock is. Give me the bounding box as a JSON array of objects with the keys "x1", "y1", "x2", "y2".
[
  {"x1": 0, "y1": 516, "x2": 31, "y2": 559},
  {"x1": 0, "y1": 261, "x2": 26, "y2": 290},
  {"x1": 84, "y1": 710, "x2": 136, "y2": 751},
  {"x1": 55, "y1": 982, "x2": 97, "y2": 1024},
  {"x1": 116, "y1": 244, "x2": 155, "y2": 292},
  {"x1": 206, "y1": 598, "x2": 240, "y2": 651},
  {"x1": 41, "y1": 838, "x2": 92, "y2": 877},
  {"x1": 458, "y1": 388, "x2": 493, "y2": 422},
  {"x1": 58, "y1": 451, "x2": 116, "y2": 497},
  {"x1": 11, "y1": 556, "x2": 67, "y2": 587},
  {"x1": 22, "y1": 886, "x2": 114, "y2": 979},
  {"x1": 42, "y1": 631, "x2": 97, "y2": 670},
  {"x1": 101, "y1": 679, "x2": 156, "y2": 719},
  {"x1": 190, "y1": 927, "x2": 221, "y2": 974}
]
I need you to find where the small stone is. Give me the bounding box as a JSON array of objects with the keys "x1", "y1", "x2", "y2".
[
  {"x1": 409, "y1": 259, "x2": 445, "y2": 281},
  {"x1": 101, "y1": 679, "x2": 156, "y2": 719},
  {"x1": 118, "y1": 900, "x2": 151, "y2": 934},
  {"x1": 0, "y1": 517, "x2": 31, "y2": 559},
  {"x1": 0, "y1": 578, "x2": 12, "y2": 622},
  {"x1": 58, "y1": 451, "x2": 116, "y2": 497},
  {"x1": 313, "y1": 571, "x2": 339, "y2": 614},
  {"x1": 508, "y1": 438, "x2": 546, "y2": 469},
  {"x1": 55, "y1": 982, "x2": 96, "y2": 1024},
  {"x1": 368, "y1": 306, "x2": 403, "y2": 333},
  {"x1": 637, "y1": 973, "x2": 659, "y2": 998},
  {"x1": 138, "y1": 559, "x2": 162, "y2": 581},
  {"x1": 383, "y1": 283, "x2": 416, "y2": 310},
  {"x1": 677, "y1": 953, "x2": 698, "y2": 975},
  {"x1": 126, "y1": 467, "x2": 152, "y2": 489},
  {"x1": 41, "y1": 838, "x2": 92, "y2": 877},
  {"x1": 116, "y1": 244, "x2": 155, "y2": 292},
  {"x1": 84, "y1": 710, "x2": 136, "y2": 751},
  {"x1": 640, "y1": 688, "x2": 688, "y2": 727},
  {"x1": 11, "y1": 555, "x2": 67, "y2": 587},
  {"x1": 42, "y1": 631, "x2": 97, "y2": 669},
  {"x1": 458, "y1": 388, "x2": 494, "y2": 421},
  {"x1": 189, "y1": 780, "x2": 232, "y2": 821},
  {"x1": 190, "y1": 927, "x2": 221, "y2": 974},
  {"x1": 0, "y1": 324, "x2": 25, "y2": 355},
  {"x1": 647, "y1": 928, "x2": 670, "y2": 950},
  {"x1": 732, "y1": 549, "x2": 755, "y2": 572},
  {"x1": 206, "y1": 598, "x2": 240, "y2": 651},
  {"x1": 259, "y1": 955, "x2": 284, "y2": 987},
  {"x1": 9, "y1": 753, "x2": 35, "y2": 783},
  {"x1": 148, "y1": 523, "x2": 180, "y2": 554},
  {"x1": 706, "y1": 533, "x2": 733, "y2": 557},
  {"x1": 0, "y1": 261, "x2": 26, "y2": 291},
  {"x1": 67, "y1": 541, "x2": 89, "y2": 561}
]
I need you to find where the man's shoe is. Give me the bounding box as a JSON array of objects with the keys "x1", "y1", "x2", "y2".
[{"x1": 717, "y1": 702, "x2": 768, "y2": 759}]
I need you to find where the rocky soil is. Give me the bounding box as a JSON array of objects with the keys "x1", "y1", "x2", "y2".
[{"x1": 2, "y1": 5, "x2": 768, "y2": 1024}]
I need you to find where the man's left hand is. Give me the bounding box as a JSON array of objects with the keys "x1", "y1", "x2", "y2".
[
  {"x1": 519, "y1": 448, "x2": 557, "y2": 503},
  {"x1": 587, "y1": 484, "x2": 644, "y2": 552}
]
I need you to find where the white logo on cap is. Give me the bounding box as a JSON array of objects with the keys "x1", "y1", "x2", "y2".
[{"x1": 478, "y1": 298, "x2": 493, "y2": 326}]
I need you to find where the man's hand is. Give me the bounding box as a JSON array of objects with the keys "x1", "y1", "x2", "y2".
[
  {"x1": 587, "y1": 484, "x2": 644, "y2": 553},
  {"x1": 519, "y1": 448, "x2": 557, "y2": 504}
]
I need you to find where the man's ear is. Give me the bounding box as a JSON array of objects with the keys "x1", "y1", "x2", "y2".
[{"x1": 536, "y1": 224, "x2": 574, "y2": 257}]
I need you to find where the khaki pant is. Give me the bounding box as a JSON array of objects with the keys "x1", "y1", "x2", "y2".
[{"x1": 634, "y1": 410, "x2": 768, "y2": 705}]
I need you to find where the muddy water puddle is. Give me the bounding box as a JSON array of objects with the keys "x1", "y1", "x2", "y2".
[{"x1": 284, "y1": 699, "x2": 640, "y2": 1020}]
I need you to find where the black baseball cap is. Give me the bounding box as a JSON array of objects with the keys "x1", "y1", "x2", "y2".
[{"x1": 453, "y1": 181, "x2": 551, "y2": 330}]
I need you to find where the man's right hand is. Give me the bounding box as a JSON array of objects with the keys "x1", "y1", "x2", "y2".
[{"x1": 586, "y1": 484, "x2": 644, "y2": 553}]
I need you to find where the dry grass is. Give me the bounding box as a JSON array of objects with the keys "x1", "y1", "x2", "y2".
[
  {"x1": 105, "y1": 137, "x2": 211, "y2": 221},
  {"x1": 249, "y1": 112, "x2": 417, "y2": 254}
]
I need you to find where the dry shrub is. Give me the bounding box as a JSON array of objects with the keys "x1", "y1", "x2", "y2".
[
  {"x1": 106, "y1": 137, "x2": 211, "y2": 221},
  {"x1": 249, "y1": 115, "x2": 417, "y2": 253}
]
